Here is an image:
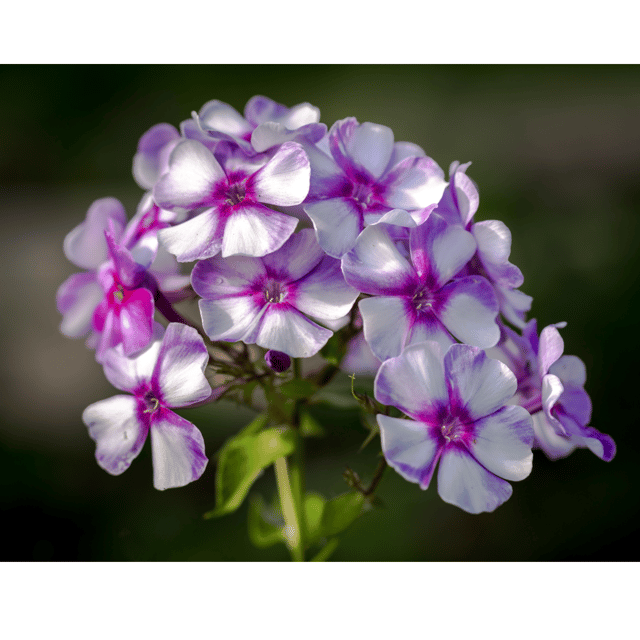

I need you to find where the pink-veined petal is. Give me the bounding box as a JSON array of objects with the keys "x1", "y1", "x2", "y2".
[
  {"x1": 83, "y1": 395, "x2": 148, "y2": 476},
  {"x1": 437, "y1": 447, "x2": 513, "y2": 514},
  {"x1": 378, "y1": 415, "x2": 441, "y2": 489},
  {"x1": 150, "y1": 409, "x2": 208, "y2": 490}
]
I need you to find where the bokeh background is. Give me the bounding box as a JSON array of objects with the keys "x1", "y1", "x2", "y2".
[{"x1": 1, "y1": 64, "x2": 638, "y2": 561}]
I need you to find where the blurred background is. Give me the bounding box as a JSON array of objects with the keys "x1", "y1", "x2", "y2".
[{"x1": 1, "y1": 64, "x2": 638, "y2": 561}]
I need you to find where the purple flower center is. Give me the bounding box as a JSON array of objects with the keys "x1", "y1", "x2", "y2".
[
  {"x1": 225, "y1": 183, "x2": 246, "y2": 206},
  {"x1": 142, "y1": 389, "x2": 160, "y2": 414},
  {"x1": 440, "y1": 416, "x2": 466, "y2": 443},
  {"x1": 411, "y1": 287, "x2": 434, "y2": 313},
  {"x1": 263, "y1": 280, "x2": 286, "y2": 304},
  {"x1": 350, "y1": 181, "x2": 373, "y2": 207}
]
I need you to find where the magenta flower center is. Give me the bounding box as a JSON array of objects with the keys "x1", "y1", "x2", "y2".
[
  {"x1": 412, "y1": 287, "x2": 434, "y2": 313},
  {"x1": 142, "y1": 389, "x2": 160, "y2": 414},
  {"x1": 263, "y1": 280, "x2": 286, "y2": 304},
  {"x1": 225, "y1": 183, "x2": 246, "y2": 206},
  {"x1": 350, "y1": 181, "x2": 373, "y2": 208},
  {"x1": 440, "y1": 416, "x2": 466, "y2": 443}
]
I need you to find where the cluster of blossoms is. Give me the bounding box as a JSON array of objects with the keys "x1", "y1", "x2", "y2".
[{"x1": 57, "y1": 95, "x2": 615, "y2": 521}]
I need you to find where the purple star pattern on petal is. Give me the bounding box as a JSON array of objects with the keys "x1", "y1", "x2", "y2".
[
  {"x1": 83, "y1": 323, "x2": 212, "y2": 490},
  {"x1": 374, "y1": 341, "x2": 534, "y2": 514}
]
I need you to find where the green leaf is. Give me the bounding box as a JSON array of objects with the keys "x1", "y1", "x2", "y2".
[
  {"x1": 303, "y1": 492, "x2": 326, "y2": 543},
  {"x1": 319, "y1": 491, "x2": 365, "y2": 538},
  {"x1": 204, "y1": 426, "x2": 296, "y2": 519},
  {"x1": 237, "y1": 412, "x2": 269, "y2": 438},
  {"x1": 310, "y1": 538, "x2": 340, "y2": 562},
  {"x1": 247, "y1": 494, "x2": 285, "y2": 548},
  {"x1": 278, "y1": 378, "x2": 318, "y2": 400},
  {"x1": 299, "y1": 410, "x2": 326, "y2": 438}
]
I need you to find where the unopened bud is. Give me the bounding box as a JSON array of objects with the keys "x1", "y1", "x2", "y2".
[{"x1": 264, "y1": 350, "x2": 291, "y2": 373}]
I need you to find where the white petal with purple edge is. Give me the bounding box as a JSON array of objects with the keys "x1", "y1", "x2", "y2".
[
  {"x1": 304, "y1": 198, "x2": 363, "y2": 259},
  {"x1": 249, "y1": 141, "x2": 310, "y2": 206},
  {"x1": 374, "y1": 340, "x2": 448, "y2": 420},
  {"x1": 254, "y1": 306, "x2": 332, "y2": 358},
  {"x1": 293, "y1": 256, "x2": 358, "y2": 321},
  {"x1": 199, "y1": 99, "x2": 251, "y2": 137},
  {"x1": 261, "y1": 228, "x2": 324, "y2": 282},
  {"x1": 444, "y1": 344, "x2": 517, "y2": 419},
  {"x1": 378, "y1": 415, "x2": 441, "y2": 489},
  {"x1": 437, "y1": 447, "x2": 513, "y2": 514},
  {"x1": 119, "y1": 288, "x2": 155, "y2": 356},
  {"x1": 470, "y1": 406, "x2": 534, "y2": 481},
  {"x1": 437, "y1": 277, "x2": 499, "y2": 348},
  {"x1": 411, "y1": 214, "x2": 476, "y2": 287},
  {"x1": 342, "y1": 224, "x2": 417, "y2": 296},
  {"x1": 64, "y1": 198, "x2": 126, "y2": 269},
  {"x1": 192, "y1": 254, "x2": 266, "y2": 300},
  {"x1": 359, "y1": 296, "x2": 413, "y2": 363},
  {"x1": 158, "y1": 209, "x2": 223, "y2": 262},
  {"x1": 102, "y1": 330, "x2": 163, "y2": 393},
  {"x1": 384, "y1": 156, "x2": 447, "y2": 211},
  {"x1": 150, "y1": 410, "x2": 208, "y2": 490},
  {"x1": 83, "y1": 395, "x2": 148, "y2": 476},
  {"x1": 153, "y1": 323, "x2": 211, "y2": 408},
  {"x1": 222, "y1": 205, "x2": 298, "y2": 258},
  {"x1": 153, "y1": 140, "x2": 225, "y2": 209},
  {"x1": 347, "y1": 122, "x2": 394, "y2": 179},
  {"x1": 199, "y1": 297, "x2": 265, "y2": 343},
  {"x1": 541, "y1": 374, "x2": 566, "y2": 434},
  {"x1": 406, "y1": 315, "x2": 456, "y2": 354}
]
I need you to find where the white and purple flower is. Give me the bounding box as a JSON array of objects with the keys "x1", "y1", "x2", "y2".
[
  {"x1": 82, "y1": 323, "x2": 212, "y2": 490},
  {"x1": 153, "y1": 139, "x2": 310, "y2": 261},
  {"x1": 56, "y1": 195, "x2": 185, "y2": 362},
  {"x1": 375, "y1": 341, "x2": 534, "y2": 514},
  {"x1": 342, "y1": 213, "x2": 500, "y2": 362},
  {"x1": 303, "y1": 117, "x2": 448, "y2": 258},
  {"x1": 191, "y1": 229, "x2": 359, "y2": 358}
]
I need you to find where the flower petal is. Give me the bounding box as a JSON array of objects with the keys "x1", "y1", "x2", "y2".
[
  {"x1": 191, "y1": 254, "x2": 266, "y2": 300},
  {"x1": 383, "y1": 156, "x2": 447, "y2": 211},
  {"x1": 248, "y1": 141, "x2": 310, "y2": 206},
  {"x1": 254, "y1": 305, "x2": 332, "y2": 358},
  {"x1": 410, "y1": 213, "x2": 476, "y2": 286},
  {"x1": 378, "y1": 415, "x2": 441, "y2": 489},
  {"x1": 293, "y1": 256, "x2": 359, "y2": 321},
  {"x1": 472, "y1": 220, "x2": 524, "y2": 289},
  {"x1": 153, "y1": 139, "x2": 225, "y2": 210},
  {"x1": 152, "y1": 323, "x2": 211, "y2": 408},
  {"x1": 359, "y1": 296, "x2": 413, "y2": 363},
  {"x1": 198, "y1": 296, "x2": 264, "y2": 343},
  {"x1": 538, "y1": 323, "x2": 566, "y2": 377},
  {"x1": 437, "y1": 447, "x2": 513, "y2": 514},
  {"x1": 531, "y1": 411, "x2": 577, "y2": 460},
  {"x1": 133, "y1": 123, "x2": 181, "y2": 190},
  {"x1": 341, "y1": 223, "x2": 417, "y2": 296},
  {"x1": 119, "y1": 288, "x2": 155, "y2": 357},
  {"x1": 64, "y1": 198, "x2": 127, "y2": 269},
  {"x1": 436, "y1": 276, "x2": 500, "y2": 348},
  {"x1": 83, "y1": 395, "x2": 148, "y2": 476},
  {"x1": 374, "y1": 340, "x2": 448, "y2": 420},
  {"x1": 261, "y1": 228, "x2": 324, "y2": 282},
  {"x1": 57, "y1": 272, "x2": 103, "y2": 338},
  {"x1": 548, "y1": 354, "x2": 587, "y2": 387},
  {"x1": 444, "y1": 344, "x2": 518, "y2": 419},
  {"x1": 221, "y1": 204, "x2": 298, "y2": 258},
  {"x1": 150, "y1": 409, "x2": 208, "y2": 490},
  {"x1": 304, "y1": 197, "x2": 363, "y2": 258},
  {"x1": 470, "y1": 406, "x2": 534, "y2": 481},
  {"x1": 158, "y1": 209, "x2": 224, "y2": 262}
]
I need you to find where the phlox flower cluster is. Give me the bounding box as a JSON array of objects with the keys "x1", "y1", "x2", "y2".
[{"x1": 57, "y1": 95, "x2": 615, "y2": 517}]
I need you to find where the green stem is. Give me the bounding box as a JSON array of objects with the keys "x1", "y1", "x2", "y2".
[{"x1": 274, "y1": 456, "x2": 304, "y2": 562}]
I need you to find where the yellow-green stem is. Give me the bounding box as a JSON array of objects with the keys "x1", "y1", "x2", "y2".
[{"x1": 274, "y1": 455, "x2": 304, "y2": 562}]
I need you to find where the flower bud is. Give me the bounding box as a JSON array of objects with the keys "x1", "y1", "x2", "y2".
[{"x1": 264, "y1": 350, "x2": 291, "y2": 373}]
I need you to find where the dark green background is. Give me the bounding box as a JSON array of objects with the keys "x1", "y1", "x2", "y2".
[{"x1": 1, "y1": 65, "x2": 638, "y2": 561}]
